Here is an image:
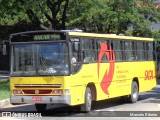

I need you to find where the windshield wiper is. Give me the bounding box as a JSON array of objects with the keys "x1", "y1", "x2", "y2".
[{"x1": 38, "y1": 58, "x2": 56, "y2": 76}]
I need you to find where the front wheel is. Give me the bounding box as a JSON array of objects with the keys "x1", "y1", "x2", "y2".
[
  {"x1": 128, "y1": 81, "x2": 139, "y2": 103},
  {"x1": 35, "y1": 104, "x2": 47, "y2": 112},
  {"x1": 80, "y1": 87, "x2": 92, "y2": 112}
]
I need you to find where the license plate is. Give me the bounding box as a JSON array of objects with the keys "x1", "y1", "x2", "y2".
[{"x1": 32, "y1": 97, "x2": 42, "y2": 101}]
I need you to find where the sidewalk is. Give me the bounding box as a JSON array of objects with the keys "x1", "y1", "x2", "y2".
[{"x1": 0, "y1": 98, "x2": 10, "y2": 109}]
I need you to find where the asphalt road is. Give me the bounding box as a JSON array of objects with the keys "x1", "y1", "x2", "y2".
[{"x1": 1, "y1": 85, "x2": 160, "y2": 120}]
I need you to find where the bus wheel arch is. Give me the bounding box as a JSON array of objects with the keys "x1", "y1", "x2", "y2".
[
  {"x1": 87, "y1": 83, "x2": 97, "y2": 101},
  {"x1": 80, "y1": 86, "x2": 92, "y2": 112},
  {"x1": 80, "y1": 83, "x2": 97, "y2": 112}
]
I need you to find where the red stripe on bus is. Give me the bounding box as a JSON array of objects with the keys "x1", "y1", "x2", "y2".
[{"x1": 97, "y1": 43, "x2": 115, "y2": 95}]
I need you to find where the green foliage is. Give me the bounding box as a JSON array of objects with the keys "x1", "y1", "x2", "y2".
[
  {"x1": 18, "y1": 0, "x2": 69, "y2": 29},
  {"x1": 67, "y1": 0, "x2": 160, "y2": 37},
  {"x1": 0, "y1": 0, "x2": 160, "y2": 40},
  {"x1": 0, "y1": 0, "x2": 49, "y2": 40},
  {"x1": 0, "y1": 0, "x2": 28, "y2": 25},
  {"x1": 0, "y1": 80, "x2": 10, "y2": 100},
  {"x1": 0, "y1": 22, "x2": 39, "y2": 40},
  {"x1": 152, "y1": 30, "x2": 160, "y2": 47},
  {"x1": 18, "y1": 0, "x2": 50, "y2": 25},
  {"x1": 153, "y1": 30, "x2": 160, "y2": 38}
]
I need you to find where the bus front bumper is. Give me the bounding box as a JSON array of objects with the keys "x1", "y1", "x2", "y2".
[{"x1": 10, "y1": 95, "x2": 71, "y2": 105}]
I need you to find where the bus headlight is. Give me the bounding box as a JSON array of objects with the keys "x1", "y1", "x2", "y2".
[
  {"x1": 64, "y1": 89, "x2": 70, "y2": 95},
  {"x1": 13, "y1": 90, "x2": 23, "y2": 94},
  {"x1": 52, "y1": 90, "x2": 63, "y2": 95},
  {"x1": 51, "y1": 89, "x2": 69, "y2": 95}
]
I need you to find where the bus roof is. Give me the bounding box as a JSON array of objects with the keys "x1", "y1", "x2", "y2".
[
  {"x1": 68, "y1": 32, "x2": 153, "y2": 41},
  {"x1": 10, "y1": 30, "x2": 153, "y2": 42}
]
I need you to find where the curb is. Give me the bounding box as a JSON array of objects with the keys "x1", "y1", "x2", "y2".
[{"x1": 0, "y1": 99, "x2": 10, "y2": 108}]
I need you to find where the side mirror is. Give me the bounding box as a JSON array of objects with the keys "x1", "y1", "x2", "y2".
[{"x1": 2, "y1": 44, "x2": 7, "y2": 55}]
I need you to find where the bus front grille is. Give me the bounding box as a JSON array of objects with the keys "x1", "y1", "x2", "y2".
[{"x1": 22, "y1": 90, "x2": 52, "y2": 94}]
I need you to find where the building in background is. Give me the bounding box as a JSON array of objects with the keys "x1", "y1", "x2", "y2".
[{"x1": 151, "y1": 0, "x2": 160, "y2": 30}]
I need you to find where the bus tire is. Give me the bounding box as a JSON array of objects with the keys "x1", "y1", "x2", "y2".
[
  {"x1": 128, "y1": 81, "x2": 139, "y2": 103},
  {"x1": 35, "y1": 104, "x2": 47, "y2": 112},
  {"x1": 80, "y1": 87, "x2": 92, "y2": 112}
]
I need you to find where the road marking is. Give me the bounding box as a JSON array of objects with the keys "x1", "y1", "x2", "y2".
[
  {"x1": 95, "y1": 110, "x2": 101, "y2": 111},
  {"x1": 108, "y1": 109, "x2": 114, "y2": 111}
]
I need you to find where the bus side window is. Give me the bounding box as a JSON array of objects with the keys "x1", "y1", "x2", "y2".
[
  {"x1": 146, "y1": 42, "x2": 153, "y2": 60},
  {"x1": 137, "y1": 42, "x2": 145, "y2": 61},
  {"x1": 71, "y1": 40, "x2": 82, "y2": 73},
  {"x1": 125, "y1": 41, "x2": 135, "y2": 61},
  {"x1": 82, "y1": 38, "x2": 96, "y2": 63},
  {"x1": 72, "y1": 41, "x2": 81, "y2": 62},
  {"x1": 125, "y1": 41, "x2": 131, "y2": 61},
  {"x1": 112, "y1": 40, "x2": 123, "y2": 61},
  {"x1": 119, "y1": 41, "x2": 124, "y2": 61},
  {"x1": 96, "y1": 39, "x2": 110, "y2": 62},
  {"x1": 132, "y1": 41, "x2": 137, "y2": 60}
]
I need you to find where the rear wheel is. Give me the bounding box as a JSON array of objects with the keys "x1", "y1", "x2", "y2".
[
  {"x1": 128, "y1": 81, "x2": 139, "y2": 103},
  {"x1": 80, "y1": 87, "x2": 92, "y2": 112},
  {"x1": 35, "y1": 104, "x2": 47, "y2": 112}
]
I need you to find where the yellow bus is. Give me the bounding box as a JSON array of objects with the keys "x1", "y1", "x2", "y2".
[{"x1": 10, "y1": 30, "x2": 157, "y2": 112}]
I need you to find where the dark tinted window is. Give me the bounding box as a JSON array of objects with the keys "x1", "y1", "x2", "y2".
[
  {"x1": 146, "y1": 42, "x2": 153, "y2": 60},
  {"x1": 82, "y1": 38, "x2": 96, "y2": 63},
  {"x1": 112, "y1": 40, "x2": 123, "y2": 61},
  {"x1": 137, "y1": 42, "x2": 145, "y2": 60}
]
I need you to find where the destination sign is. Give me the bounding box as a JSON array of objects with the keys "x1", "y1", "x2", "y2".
[
  {"x1": 10, "y1": 31, "x2": 66, "y2": 43},
  {"x1": 34, "y1": 34, "x2": 61, "y2": 41}
]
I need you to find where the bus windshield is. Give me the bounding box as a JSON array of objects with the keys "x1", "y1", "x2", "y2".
[
  {"x1": 38, "y1": 43, "x2": 69, "y2": 75},
  {"x1": 12, "y1": 43, "x2": 69, "y2": 76}
]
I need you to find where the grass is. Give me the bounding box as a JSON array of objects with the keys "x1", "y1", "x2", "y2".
[{"x1": 0, "y1": 80, "x2": 10, "y2": 100}]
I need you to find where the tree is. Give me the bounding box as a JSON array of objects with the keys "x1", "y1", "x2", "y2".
[
  {"x1": 132, "y1": 0, "x2": 160, "y2": 37},
  {"x1": 0, "y1": 0, "x2": 160, "y2": 39},
  {"x1": 18, "y1": 0, "x2": 69, "y2": 30},
  {"x1": 67, "y1": 0, "x2": 160, "y2": 37},
  {"x1": 0, "y1": 0, "x2": 28, "y2": 25},
  {"x1": 0, "y1": 0, "x2": 70, "y2": 40},
  {"x1": 0, "y1": 0, "x2": 34, "y2": 40}
]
